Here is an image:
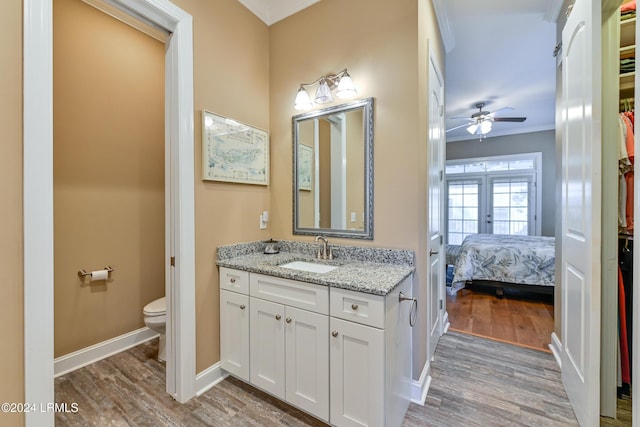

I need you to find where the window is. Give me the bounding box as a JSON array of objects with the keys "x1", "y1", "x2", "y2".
[
  {"x1": 447, "y1": 179, "x2": 481, "y2": 245},
  {"x1": 445, "y1": 153, "x2": 541, "y2": 244}
]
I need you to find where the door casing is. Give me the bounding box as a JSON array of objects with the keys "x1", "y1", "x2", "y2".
[{"x1": 23, "y1": 1, "x2": 196, "y2": 425}]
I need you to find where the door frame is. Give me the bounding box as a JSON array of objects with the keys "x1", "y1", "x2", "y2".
[
  {"x1": 23, "y1": 0, "x2": 195, "y2": 425},
  {"x1": 427, "y1": 43, "x2": 447, "y2": 359}
]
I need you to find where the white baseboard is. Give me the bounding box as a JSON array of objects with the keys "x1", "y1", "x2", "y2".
[
  {"x1": 54, "y1": 327, "x2": 159, "y2": 377},
  {"x1": 410, "y1": 358, "x2": 431, "y2": 405},
  {"x1": 195, "y1": 363, "x2": 228, "y2": 396},
  {"x1": 549, "y1": 332, "x2": 562, "y2": 368},
  {"x1": 442, "y1": 311, "x2": 450, "y2": 334}
]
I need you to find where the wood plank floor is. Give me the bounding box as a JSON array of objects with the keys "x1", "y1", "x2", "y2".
[
  {"x1": 447, "y1": 285, "x2": 633, "y2": 425},
  {"x1": 55, "y1": 332, "x2": 579, "y2": 426},
  {"x1": 446, "y1": 284, "x2": 554, "y2": 352}
]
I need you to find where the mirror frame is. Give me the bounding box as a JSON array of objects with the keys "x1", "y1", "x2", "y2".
[{"x1": 292, "y1": 97, "x2": 374, "y2": 239}]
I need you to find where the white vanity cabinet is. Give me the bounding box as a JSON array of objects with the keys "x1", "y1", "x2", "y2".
[
  {"x1": 249, "y1": 273, "x2": 330, "y2": 422},
  {"x1": 329, "y1": 276, "x2": 412, "y2": 427},
  {"x1": 219, "y1": 267, "x2": 250, "y2": 381},
  {"x1": 218, "y1": 267, "x2": 412, "y2": 427}
]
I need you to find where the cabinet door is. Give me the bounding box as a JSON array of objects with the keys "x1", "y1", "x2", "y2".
[
  {"x1": 250, "y1": 297, "x2": 285, "y2": 399},
  {"x1": 285, "y1": 306, "x2": 329, "y2": 422},
  {"x1": 330, "y1": 317, "x2": 384, "y2": 427},
  {"x1": 220, "y1": 290, "x2": 249, "y2": 381}
]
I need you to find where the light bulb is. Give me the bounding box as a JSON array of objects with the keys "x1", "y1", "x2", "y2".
[
  {"x1": 314, "y1": 79, "x2": 334, "y2": 104},
  {"x1": 480, "y1": 120, "x2": 492, "y2": 134},
  {"x1": 294, "y1": 87, "x2": 312, "y2": 110},
  {"x1": 336, "y1": 73, "x2": 357, "y2": 99}
]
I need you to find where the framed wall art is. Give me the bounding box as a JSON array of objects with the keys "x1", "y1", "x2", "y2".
[
  {"x1": 202, "y1": 110, "x2": 269, "y2": 185},
  {"x1": 297, "y1": 144, "x2": 313, "y2": 191}
]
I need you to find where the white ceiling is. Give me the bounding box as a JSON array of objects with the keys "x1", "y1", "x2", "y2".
[
  {"x1": 238, "y1": 0, "x2": 320, "y2": 26},
  {"x1": 239, "y1": 0, "x2": 560, "y2": 142},
  {"x1": 441, "y1": 0, "x2": 559, "y2": 142}
]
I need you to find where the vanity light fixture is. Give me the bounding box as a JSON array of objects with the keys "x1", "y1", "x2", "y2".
[{"x1": 294, "y1": 68, "x2": 357, "y2": 110}]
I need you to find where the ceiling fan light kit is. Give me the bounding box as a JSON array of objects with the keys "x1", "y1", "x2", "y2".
[{"x1": 447, "y1": 102, "x2": 527, "y2": 139}]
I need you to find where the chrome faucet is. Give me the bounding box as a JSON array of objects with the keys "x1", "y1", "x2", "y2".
[{"x1": 314, "y1": 236, "x2": 332, "y2": 260}]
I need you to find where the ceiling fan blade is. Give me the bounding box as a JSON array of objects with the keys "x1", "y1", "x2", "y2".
[
  {"x1": 446, "y1": 122, "x2": 472, "y2": 133},
  {"x1": 449, "y1": 116, "x2": 475, "y2": 121},
  {"x1": 487, "y1": 107, "x2": 514, "y2": 117},
  {"x1": 493, "y1": 117, "x2": 527, "y2": 122}
]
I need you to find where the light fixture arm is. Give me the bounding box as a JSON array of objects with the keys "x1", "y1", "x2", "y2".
[
  {"x1": 294, "y1": 68, "x2": 357, "y2": 110},
  {"x1": 298, "y1": 68, "x2": 350, "y2": 91}
]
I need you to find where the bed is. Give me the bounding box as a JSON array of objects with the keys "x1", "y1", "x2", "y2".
[{"x1": 449, "y1": 234, "x2": 555, "y2": 296}]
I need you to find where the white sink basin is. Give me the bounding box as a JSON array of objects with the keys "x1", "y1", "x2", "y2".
[{"x1": 279, "y1": 261, "x2": 338, "y2": 274}]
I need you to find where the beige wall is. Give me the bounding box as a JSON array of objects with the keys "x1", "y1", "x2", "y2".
[
  {"x1": 6, "y1": 1, "x2": 443, "y2": 419},
  {"x1": 297, "y1": 122, "x2": 314, "y2": 227},
  {"x1": 170, "y1": 0, "x2": 271, "y2": 372},
  {"x1": 53, "y1": 0, "x2": 166, "y2": 357},
  {"x1": 319, "y1": 119, "x2": 332, "y2": 228},
  {"x1": 346, "y1": 110, "x2": 365, "y2": 231},
  {"x1": 0, "y1": 0, "x2": 24, "y2": 425},
  {"x1": 269, "y1": 0, "x2": 443, "y2": 378}
]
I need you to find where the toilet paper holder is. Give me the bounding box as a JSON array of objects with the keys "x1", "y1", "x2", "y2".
[{"x1": 77, "y1": 265, "x2": 114, "y2": 279}]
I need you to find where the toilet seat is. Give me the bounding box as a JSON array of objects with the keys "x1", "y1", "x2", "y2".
[{"x1": 143, "y1": 297, "x2": 166, "y2": 317}]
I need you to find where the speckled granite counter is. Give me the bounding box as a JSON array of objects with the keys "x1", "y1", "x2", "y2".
[{"x1": 216, "y1": 240, "x2": 415, "y2": 296}]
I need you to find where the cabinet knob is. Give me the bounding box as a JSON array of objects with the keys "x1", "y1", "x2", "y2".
[
  {"x1": 275, "y1": 314, "x2": 282, "y2": 320},
  {"x1": 331, "y1": 331, "x2": 339, "y2": 337},
  {"x1": 286, "y1": 317, "x2": 292, "y2": 323},
  {"x1": 230, "y1": 278, "x2": 236, "y2": 283},
  {"x1": 239, "y1": 304, "x2": 246, "y2": 310},
  {"x1": 351, "y1": 304, "x2": 359, "y2": 311}
]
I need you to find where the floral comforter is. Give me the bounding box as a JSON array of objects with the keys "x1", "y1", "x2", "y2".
[{"x1": 449, "y1": 234, "x2": 555, "y2": 295}]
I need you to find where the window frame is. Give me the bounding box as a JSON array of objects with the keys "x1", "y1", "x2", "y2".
[{"x1": 445, "y1": 152, "x2": 542, "y2": 244}]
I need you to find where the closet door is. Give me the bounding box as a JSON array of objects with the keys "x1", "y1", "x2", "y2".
[{"x1": 560, "y1": 0, "x2": 602, "y2": 424}]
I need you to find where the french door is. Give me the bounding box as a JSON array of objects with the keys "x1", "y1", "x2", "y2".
[{"x1": 446, "y1": 173, "x2": 536, "y2": 244}]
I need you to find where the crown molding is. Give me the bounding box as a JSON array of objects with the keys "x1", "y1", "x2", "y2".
[{"x1": 431, "y1": 0, "x2": 455, "y2": 53}]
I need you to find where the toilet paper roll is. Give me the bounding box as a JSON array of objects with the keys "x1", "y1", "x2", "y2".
[{"x1": 90, "y1": 269, "x2": 109, "y2": 281}]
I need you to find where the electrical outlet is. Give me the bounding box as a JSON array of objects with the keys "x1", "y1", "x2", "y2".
[
  {"x1": 259, "y1": 211, "x2": 268, "y2": 229},
  {"x1": 351, "y1": 212, "x2": 356, "y2": 222}
]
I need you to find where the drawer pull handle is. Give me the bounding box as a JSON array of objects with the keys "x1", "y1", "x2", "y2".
[
  {"x1": 331, "y1": 331, "x2": 339, "y2": 337},
  {"x1": 351, "y1": 304, "x2": 359, "y2": 311},
  {"x1": 239, "y1": 304, "x2": 246, "y2": 310},
  {"x1": 275, "y1": 314, "x2": 282, "y2": 320},
  {"x1": 230, "y1": 278, "x2": 236, "y2": 283},
  {"x1": 286, "y1": 317, "x2": 292, "y2": 323}
]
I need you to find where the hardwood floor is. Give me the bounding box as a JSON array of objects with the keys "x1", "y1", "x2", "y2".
[
  {"x1": 601, "y1": 394, "x2": 632, "y2": 426},
  {"x1": 55, "y1": 332, "x2": 578, "y2": 426},
  {"x1": 446, "y1": 284, "x2": 554, "y2": 352}
]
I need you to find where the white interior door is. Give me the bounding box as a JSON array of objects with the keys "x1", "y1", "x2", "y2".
[
  {"x1": 427, "y1": 50, "x2": 446, "y2": 362},
  {"x1": 560, "y1": 0, "x2": 602, "y2": 424}
]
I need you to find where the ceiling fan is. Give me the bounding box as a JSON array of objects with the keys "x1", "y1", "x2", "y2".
[{"x1": 446, "y1": 102, "x2": 527, "y2": 138}]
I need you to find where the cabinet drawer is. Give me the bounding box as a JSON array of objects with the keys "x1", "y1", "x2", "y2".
[
  {"x1": 220, "y1": 267, "x2": 249, "y2": 294},
  {"x1": 250, "y1": 273, "x2": 328, "y2": 314},
  {"x1": 330, "y1": 287, "x2": 384, "y2": 328}
]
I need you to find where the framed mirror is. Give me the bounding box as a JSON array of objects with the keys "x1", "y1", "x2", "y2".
[{"x1": 293, "y1": 97, "x2": 374, "y2": 239}]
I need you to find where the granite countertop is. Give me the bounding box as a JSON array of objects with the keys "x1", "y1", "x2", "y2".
[{"x1": 216, "y1": 240, "x2": 415, "y2": 296}]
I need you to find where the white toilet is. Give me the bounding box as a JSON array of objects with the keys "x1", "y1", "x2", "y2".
[{"x1": 143, "y1": 297, "x2": 166, "y2": 361}]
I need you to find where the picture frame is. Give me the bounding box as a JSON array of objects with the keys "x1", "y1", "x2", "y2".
[
  {"x1": 297, "y1": 144, "x2": 312, "y2": 191},
  {"x1": 202, "y1": 110, "x2": 269, "y2": 185}
]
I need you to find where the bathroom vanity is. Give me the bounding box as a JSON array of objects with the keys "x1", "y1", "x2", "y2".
[{"x1": 217, "y1": 240, "x2": 415, "y2": 427}]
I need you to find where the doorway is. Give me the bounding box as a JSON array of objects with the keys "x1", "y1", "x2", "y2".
[{"x1": 23, "y1": 0, "x2": 196, "y2": 424}]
